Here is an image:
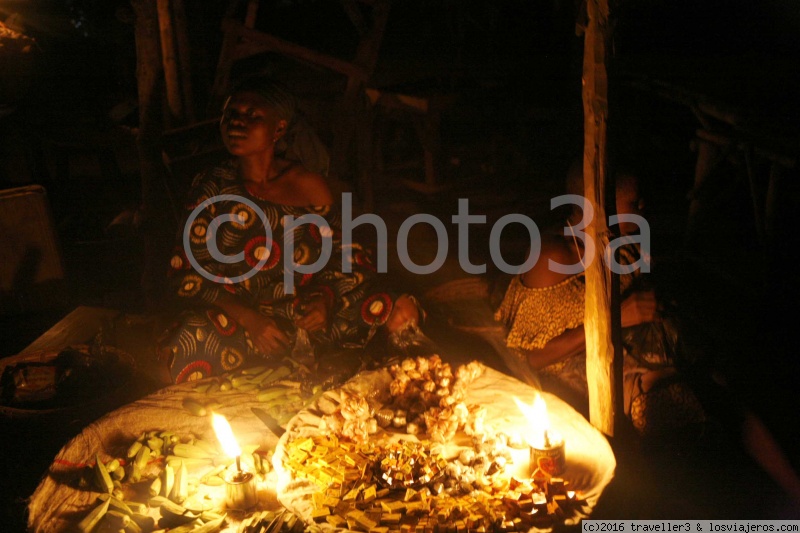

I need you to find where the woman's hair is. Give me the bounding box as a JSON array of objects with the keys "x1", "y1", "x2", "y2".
[{"x1": 228, "y1": 75, "x2": 296, "y2": 123}]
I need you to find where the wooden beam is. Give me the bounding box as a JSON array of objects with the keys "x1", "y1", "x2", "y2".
[
  {"x1": 627, "y1": 76, "x2": 798, "y2": 161},
  {"x1": 696, "y1": 128, "x2": 796, "y2": 169},
  {"x1": 581, "y1": 0, "x2": 615, "y2": 436},
  {"x1": 221, "y1": 19, "x2": 370, "y2": 82}
]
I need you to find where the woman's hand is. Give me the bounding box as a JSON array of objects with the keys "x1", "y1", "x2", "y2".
[
  {"x1": 240, "y1": 311, "x2": 291, "y2": 355},
  {"x1": 621, "y1": 289, "x2": 660, "y2": 327},
  {"x1": 212, "y1": 294, "x2": 290, "y2": 355},
  {"x1": 294, "y1": 296, "x2": 329, "y2": 333}
]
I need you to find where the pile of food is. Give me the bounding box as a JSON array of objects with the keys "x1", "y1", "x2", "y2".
[
  {"x1": 187, "y1": 362, "x2": 319, "y2": 426},
  {"x1": 317, "y1": 357, "x2": 484, "y2": 444},
  {"x1": 70, "y1": 360, "x2": 318, "y2": 533},
  {"x1": 278, "y1": 356, "x2": 588, "y2": 533}
]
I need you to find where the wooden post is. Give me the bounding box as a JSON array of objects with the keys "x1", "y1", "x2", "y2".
[
  {"x1": 355, "y1": 93, "x2": 376, "y2": 212},
  {"x1": 329, "y1": 0, "x2": 391, "y2": 187},
  {"x1": 132, "y1": 0, "x2": 162, "y2": 139},
  {"x1": 581, "y1": 0, "x2": 615, "y2": 436},
  {"x1": 172, "y1": 0, "x2": 195, "y2": 123},
  {"x1": 765, "y1": 161, "x2": 783, "y2": 241},
  {"x1": 744, "y1": 146, "x2": 766, "y2": 245},
  {"x1": 686, "y1": 132, "x2": 723, "y2": 247},
  {"x1": 245, "y1": 0, "x2": 260, "y2": 28},
  {"x1": 157, "y1": 0, "x2": 183, "y2": 125},
  {"x1": 208, "y1": 26, "x2": 240, "y2": 115},
  {"x1": 132, "y1": 0, "x2": 179, "y2": 308}
]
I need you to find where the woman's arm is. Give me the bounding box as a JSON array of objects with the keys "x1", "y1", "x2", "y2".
[
  {"x1": 521, "y1": 288, "x2": 660, "y2": 370},
  {"x1": 523, "y1": 326, "x2": 588, "y2": 370},
  {"x1": 214, "y1": 292, "x2": 291, "y2": 354}
]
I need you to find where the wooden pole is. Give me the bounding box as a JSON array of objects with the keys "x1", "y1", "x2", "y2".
[
  {"x1": 581, "y1": 0, "x2": 615, "y2": 436},
  {"x1": 132, "y1": 0, "x2": 162, "y2": 138},
  {"x1": 245, "y1": 0, "x2": 260, "y2": 28},
  {"x1": 329, "y1": 0, "x2": 391, "y2": 190},
  {"x1": 172, "y1": 0, "x2": 195, "y2": 123},
  {"x1": 157, "y1": 0, "x2": 183, "y2": 125},
  {"x1": 208, "y1": 25, "x2": 240, "y2": 115},
  {"x1": 132, "y1": 0, "x2": 173, "y2": 308}
]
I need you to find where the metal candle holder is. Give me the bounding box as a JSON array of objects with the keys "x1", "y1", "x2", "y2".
[
  {"x1": 225, "y1": 470, "x2": 257, "y2": 510},
  {"x1": 529, "y1": 430, "x2": 566, "y2": 477}
]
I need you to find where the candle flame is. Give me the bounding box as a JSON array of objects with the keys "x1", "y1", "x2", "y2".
[
  {"x1": 212, "y1": 412, "x2": 242, "y2": 458},
  {"x1": 514, "y1": 393, "x2": 551, "y2": 448}
]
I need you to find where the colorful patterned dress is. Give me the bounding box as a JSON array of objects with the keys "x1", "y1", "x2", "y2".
[
  {"x1": 159, "y1": 161, "x2": 399, "y2": 383},
  {"x1": 494, "y1": 243, "x2": 705, "y2": 434}
]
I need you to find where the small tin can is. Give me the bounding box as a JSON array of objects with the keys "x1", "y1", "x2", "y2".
[
  {"x1": 225, "y1": 471, "x2": 258, "y2": 510},
  {"x1": 529, "y1": 440, "x2": 566, "y2": 477}
]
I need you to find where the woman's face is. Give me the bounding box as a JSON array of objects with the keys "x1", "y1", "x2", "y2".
[
  {"x1": 615, "y1": 175, "x2": 645, "y2": 235},
  {"x1": 220, "y1": 91, "x2": 286, "y2": 158}
]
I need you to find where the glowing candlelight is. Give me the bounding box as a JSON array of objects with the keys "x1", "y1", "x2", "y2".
[
  {"x1": 514, "y1": 394, "x2": 566, "y2": 477},
  {"x1": 212, "y1": 412, "x2": 243, "y2": 473},
  {"x1": 211, "y1": 412, "x2": 257, "y2": 510},
  {"x1": 514, "y1": 394, "x2": 555, "y2": 449}
]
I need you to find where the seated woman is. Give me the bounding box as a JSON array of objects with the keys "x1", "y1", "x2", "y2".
[
  {"x1": 494, "y1": 159, "x2": 800, "y2": 504},
  {"x1": 494, "y1": 161, "x2": 704, "y2": 434},
  {"x1": 157, "y1": 76, "x2": 421, "y2": 384}
]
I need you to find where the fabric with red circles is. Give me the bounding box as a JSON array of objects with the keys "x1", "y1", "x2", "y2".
[{"x1": 159, "y1": 161, "x2": 411, "y2": 383}]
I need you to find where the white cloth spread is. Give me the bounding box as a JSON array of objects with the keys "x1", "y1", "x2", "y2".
[{"x1": 28, "y1": 365, "x2": 615, "y2": 533}]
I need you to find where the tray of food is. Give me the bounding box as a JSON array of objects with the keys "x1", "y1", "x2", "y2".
[{"x1": 274, "y1": 356, "x2": 616, "y2": 533}]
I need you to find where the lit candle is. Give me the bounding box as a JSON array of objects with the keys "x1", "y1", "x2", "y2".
[
  {"x1": 212, "y1": 412, "x2": 257, "y2": 510},
  {"x1": 514, "y1": 394, "x2": 566, "y2": 477}
]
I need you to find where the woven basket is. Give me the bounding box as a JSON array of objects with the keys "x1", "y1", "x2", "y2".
[{"x1": 423, "y1": 277, "x2": 490, "y2": 304}]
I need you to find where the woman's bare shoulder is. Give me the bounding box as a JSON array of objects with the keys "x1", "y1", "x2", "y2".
[
  {"x1": 286, "y1": 163, "x2": 334, "y2": 206},
  {"x1": 520, "y1": 233, "x2": 580, "y2": 288}
]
